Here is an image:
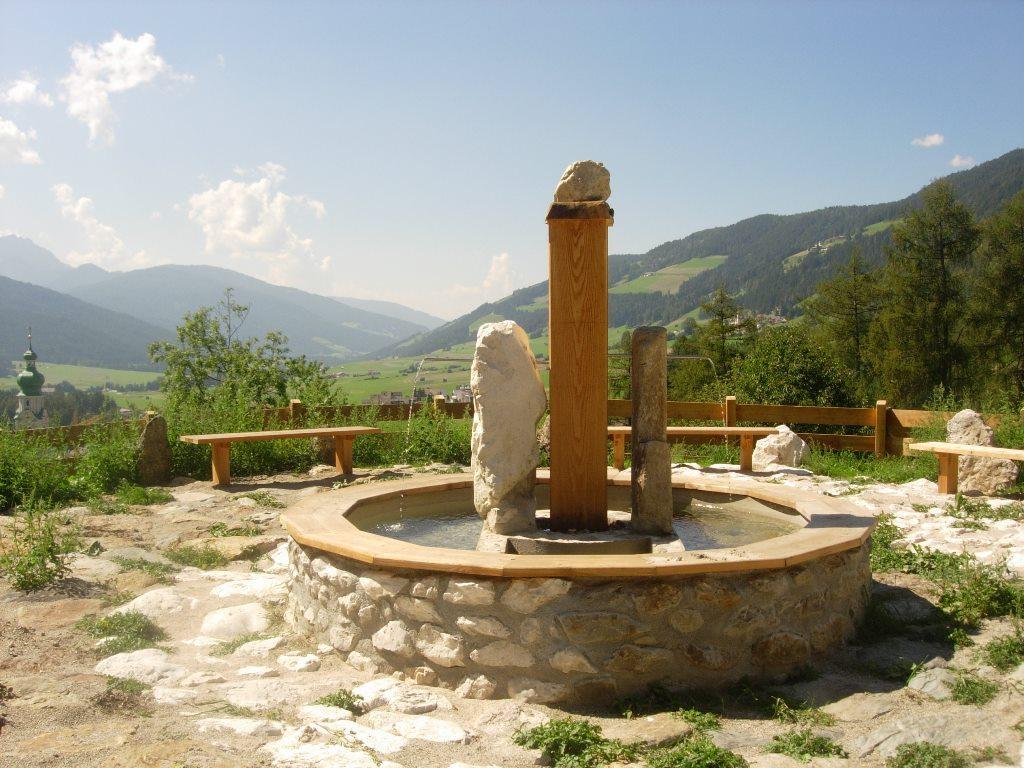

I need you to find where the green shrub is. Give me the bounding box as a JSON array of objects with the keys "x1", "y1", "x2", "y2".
[
  {"x1": 0, "y1": 509, "x2": 80, "y2": 590},
  {"x1": 77, "y1": 610, "x2": 168, "y2": 656},
  {"x1": 111, "y1": 556, "x2": 178, "y2": 582},
  {"x1": 0, "y1": 428, "x2": 73, "y2": 511},
  {"x1": 86, "y1": 497, "x2": 133, "y2": 515},
  {"x1": 114, "y1": 482, "x2": 173, "y2": 505},
  {"x1": 236, "y1": 490, "x2": 284, "y2": 508},
  {"x1": 402, "y1": 408, "x2": 471, "y2": 466},
  {"x1": 95, "y1": 675, "x2": 152, "y2": 714},
  {"x1": 71, "y1": 422, "x2": 141, "y2": 496},
  {"x1": 164, "y1": 545, "x2": 228, "y2": 570},
  {"x1": 646, "y1": 736, "x2": 748, "y2": 768},
  {"x1": 885, "y1": 742, "x2": 971, "y2": 768},
  {"x1": 673, "y1": 708, "x2": 721, "y2": 733},
  {"x1": 980, "y1": 625, "x2": 1024, "y2": 671},
  {"x1": 950, "y1": 673, "x2": 998, "y2": 705},
  {"x1": 313, "y1": 688, "x2": 365, "y2": 713},
  {"x1": 209, "y1": 522, "x2": 263, "y2": 537},
  {"x1": 766, "y1": 729, "x2": 847, "y2": 762},
  {"x1": 512, "y1": 719, "x2": 641, "y2": 768},
  {"x1": 770, "y1": 698, "x2": 835, "y2": 726}
]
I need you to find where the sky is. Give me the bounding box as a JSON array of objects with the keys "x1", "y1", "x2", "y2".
[{"x1": 1, "y1": 1, "x2": 1022, "y2": 320}]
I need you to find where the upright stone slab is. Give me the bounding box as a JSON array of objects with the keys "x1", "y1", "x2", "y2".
[
  {"x1": 471, "y1": 321, "x2": 547, "y2": 534},
  {"x1": 947, "y1": 409, "x2": 1019, "y2": 494},
  {"x1": 630, "y1": 327, "x2": 672, "y2": 535}
]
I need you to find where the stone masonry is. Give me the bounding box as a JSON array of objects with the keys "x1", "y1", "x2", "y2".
[{"x1": 286, "y1": 539, "x2": 870, "y2": 705}]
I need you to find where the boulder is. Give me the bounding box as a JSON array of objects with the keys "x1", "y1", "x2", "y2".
[
  {"x1": 947, "y1": 409, "x2": 1019, "y2": 494},
  {"x1": 553, "y1": 160, "x2": 611, "y2": 203},
  {"x1": 471, "y1": 321, "x2": 547, "y2": 534},
  {"x1": 752, "y1": 425, "x2": 809, "y2": 471},
  {"x1": 137, "y1": 414, "x2": 172, "y2": 485},
  {"x1": 199, "y1": 602, "x2": 269, "y2": 640},
  {"x1": 94, "y1": 648, "x2": 186, "y2": 685}
]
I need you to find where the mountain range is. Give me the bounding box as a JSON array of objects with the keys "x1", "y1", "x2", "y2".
[{"x1": 383, "y1": 147, "x2": 1024, "y2": 358}]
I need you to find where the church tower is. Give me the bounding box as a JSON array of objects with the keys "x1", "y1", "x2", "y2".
[{"x1": 14, "y1": 331, "x2": 48, "y2": 430}]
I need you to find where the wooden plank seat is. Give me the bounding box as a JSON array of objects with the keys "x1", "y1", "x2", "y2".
[
  {"x1": 608, "y1": 425, "x2": 781, "y2": 472},
  {"x1": 180, "y1": 426, "x2": 381, "y2": 486},
  {"x1": 908, "y1": 441, "x2": 1024, "y2": 494}
]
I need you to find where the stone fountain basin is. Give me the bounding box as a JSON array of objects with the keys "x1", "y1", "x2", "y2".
[{"x1": 282, "y1": 469, "x2": 876, "y2": 704}]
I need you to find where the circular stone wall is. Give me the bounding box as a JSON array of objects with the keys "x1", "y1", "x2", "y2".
[{"x1": 283, "y1": 473, "x2": 874, "y2": 705}]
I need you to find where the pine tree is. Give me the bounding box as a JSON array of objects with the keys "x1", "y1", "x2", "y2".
[
  {"x1": 695, "y1": 285, "x2": 756, "y2": 376},
  {"x1": 804, "y1": 248, "x2": 882, "y2": 399},
  {"x1": 867, "y1": 181, "x2": 979, "y2": 406},
  {"x1": 966, "y1": 190, "x2": 1024, "y2": 402}
]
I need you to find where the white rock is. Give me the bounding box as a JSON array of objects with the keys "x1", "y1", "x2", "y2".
[
  {"x1": 395, "y1": 595, "x2": 444, "y2": 624},
  {"x1": 320, "y1": 721, "x2": 409, "y2": 754},
  {"x1": 372, "y1": 620, "x2": 415, "y2": 657},
  {"x1": 364, "y1": 711, "x2": 471, "y2": 744},
  {"x1": 358, "y1": 572, "x2": 409, "y2": 599},
  {"x1": 210, "y1": 574, "x2": 286, "y2": 599},
  {"x1": 112, "y1": 587, "x2": 198, "y2": 619},
  {"x1": 237, "y1": 665, "x2": 279, "y2": 678},
  {"x1": 180, "y1": 671, "x2": 226, "y2": 687},
  {"x1": 442, "y1": 580, "x2": 497, "y2": 606},
  {"x1": 151, "y1": 686, "x2": 198, "y2": 704},
  {"x1": 947, "y1": 409, "x2": 1019, "y2": 494},
  {"x1": 233, "y1": 636, "x2": 284, "y2": 658},
  {"x1": 469, "y1": 641, "x2": 534, "y2": 667},
  {"x1": 264, "y1": 541, "x2": 290, "y2": 574},
  {"x1": 500, "y1": 579, "x2": 572, "y2": 613},
  {"x1": 507, "y1": 677, "x2": 567, "y2": 704},
  {"x1": 260, "y1": 725, "x2": 404, "y2": 767},
  {"x1": 553, "y1": 160, "x2": 611, "y2": 203},
  {"x1": 352, "y1": 678, "x2": 402, "y2": 711},
  {"x1": 278, "y1": 652, "x2": 321, "y2": 672},
  {"x1": 471, "y1": 321, "x2": 547, "y2": 534},
  {"x1": 752, "y1": 425, "x2": 809, "y2": 471},
  {"x1": 416, "y1": 625, "x2": 466, "y2": 668},
  {"x1": 199, "y1": 602, "x2": 269, "y2": 640},
  {"x1": 197, "y1": 716, "x2": 284, "y2": 739},
  {"x1": 218, "y1": 678, "x2": 300, "y2": 710},
  {"x1": 297, "y1": 704, "x2": 355, "y2": 724},
  {"x1": 456, "y1": 615, "x2": 510, "y2": 639},
  {"x1": 549, "y1": 647, "x2": 597, "y2": 674},
  {"x1": 907, "y1": 668, "x2": 955, "y2": 700},
  {"x1": 455, "y1": 675, "x2": 497, "y2": 700},
  {"x1": 94, "y1": 648, "x2": 186, "y2": 685},
  {"x1": 67, "y1": 554, "x2": 122, "y2": 582}
]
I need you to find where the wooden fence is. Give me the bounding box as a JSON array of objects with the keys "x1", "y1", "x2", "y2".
[
  {"x1": 17, "y1": 414, "x2": 153, "y2": 445},
  {"x1": 264, "y1": 397, "x2": 1006, "y2": 458}
]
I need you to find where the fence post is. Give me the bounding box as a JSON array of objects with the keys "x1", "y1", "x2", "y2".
[
  {"x1": 289, "y1": 399, "x2": 306, "y2": 425},
  {"x1": 724, "y1": 396, "x2": 736, "y2": 427},
  {"x1": 874, "y1": 400, "x2": 887, "y2": 457}
]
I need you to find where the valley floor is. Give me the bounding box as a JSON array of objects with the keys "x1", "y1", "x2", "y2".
[{"x1": 0, "y1": 464, "x2": 1022, "y2": 767}]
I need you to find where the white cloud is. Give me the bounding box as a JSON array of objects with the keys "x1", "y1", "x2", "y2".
[
  {"x1": 52, "y1": 182, "x2": 149, "y2": 269},
  {"x1": 0, "y1": 184, "x2": 5, "y2": 200},
  {"x1": 911, "y1": 133, "x2": 945, "y2": 148},
  {"x1": 448, "y1": 253, "x2": 514, "y2": 304},
  {"x1": 949, "y1": 154, "x2": 976, "y2": 168},
  {"x1": 216, "y1": 53, "x2": 226, "y2": 68},
  {"x1": 61, "y1": 32, "x2": 190, "y2": 145},
  {"x1": 0, "y1": 117, "x2": 41, "y2": 164},
  {"x1": 2, "y1": 76, "x2": 54, "y2": 107},
  {"x1": 187, "y1": 163, "x2": 327, "y2": 283}
]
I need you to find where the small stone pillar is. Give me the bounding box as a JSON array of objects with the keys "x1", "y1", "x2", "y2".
[{"x1": 630, "y1": 327, "x2": 673, "y2": 535}]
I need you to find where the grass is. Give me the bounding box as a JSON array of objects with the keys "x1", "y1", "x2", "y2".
[
  {"x1": 0, "y1": 362, "x2": 160, "y2": 391},
  {"x1": 0, "y1": 508, "x2": 81, "y2": 590},
  {"x1": 646, "y1": 736, "x2": 748, "y2": 768},
  {"x1": 111, "y1": 556, "x2": 179, "y2": 582},
  {"x1": 114, "y1": 482, "x2": 174, "y2": 506},
  {"x1": 804, "y1": 447, "x2": 937, "y2": 485},
  {"x1": 236, "y1": 490, "x2": 285, "y2": 508},
  {"x1": 209, "y1": 522, "x2": 264, "y2": 537},
  {"x1": 770, "y1": 697, "x2": 835, "y2": 727},
  {"x1": 950, "y1": 673, "x2": 998, "y2": 705},
  {"x1": 210, "y1": 631, "x2": 270, "y2": 657},
  {"x1": 76, "y1": 610, "x2": 168, "y2": 656},
  {"x1": 313, "y1": 688, "x2": 365, "y2": 714},
  {"x1": 609, "y1": 256, "x2": 729, "y2": 295},
  {"x1": 673, "y1": 708, "x2": 721, "y2": 733},
  {"x1": 94, "y1": 675, "x2": 152, "y2": 714},
  {"x1": 979, "y1": 625, "x2": 1024, "y2": 671},
  {"x1": 885, "y1": 742, "x2": 971, "y2": 768},
  {"x1": 164, "y1": 544, "x2": 229, "y2": 570},
  {"x1": 765, "y1": 729, "x2": 847, "y2": 762},
  {"x1": 512, "y1": 719, "x2": 642, "y2": 768},
  {"x1": 86, "y1": 497, "x2": 134, "y2": 515},
  {"x1": 101, "y1": 589, "x2": 136, "y2": 607}
]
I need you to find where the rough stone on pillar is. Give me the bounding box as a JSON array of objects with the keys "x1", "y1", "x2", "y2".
[
  {"x1": 554, "y1": 160, "x2": 611, "y2": 203},
  {"x1": 630, "y1": 326, "x2": 673, "y2": 535},
  {"x1": 471, "y1": 321, "x2": 548, "y2": 534}
]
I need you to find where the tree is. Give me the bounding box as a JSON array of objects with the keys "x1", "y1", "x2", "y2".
[
  {"x1": 608, "y1": 330, "x2": 632, "y2": 400},
  {"x1": 804, "y1": 248, "x2": 882, "y2": 399},
  {"x1": 149, "y1": 289, "x2": 337, "y2": 407},
  {"x1": 966, "y1": 190, "x2": 1024, "y2": 402},
  {"x1": 867, "y1": 181, "x2": 979, "y2": 406},
  {"x1": 693, "y1": 285, "x2": 756, "y2": 376},
  {"x1": 732, "y1": 325, "x2": 854, "y2": 407}
]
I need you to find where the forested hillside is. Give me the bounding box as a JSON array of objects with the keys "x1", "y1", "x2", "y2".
[{"x1": 384, "y1": 148, "x2": 1024, "y2": 358}]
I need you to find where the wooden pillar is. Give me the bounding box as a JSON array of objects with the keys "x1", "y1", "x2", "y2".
[
  {"x1": 211, "y1": 443, "x2": 231, "y2": 486},
  {"x1": 936, "y1": 452, "x2": 958, "y2": 494},
  {"x1": 546, "y1": 201, "x2": 613, "y2": 531},
  {"x1": 289, "y1": 399, "x2": 306, "y2": 425},
  {"x1": 334, "y1": 436, "x2": 354, "y2": 475},
  {"x1": 613, "y1": 433, "x2": 626, "y2": 470},
  {"x1": 724, "y1": 396, "x2": 737, "y2": 427},
  {"x1": 874, "y1": 400, "x2": 887, "y2": 457},
  {"x1": 739, "y1": 434, "x2": 754, "y2": 472}
]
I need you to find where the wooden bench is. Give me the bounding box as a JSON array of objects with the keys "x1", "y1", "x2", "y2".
[
  {"x1": 908, "y1": 441, "x2": 1024, "y2": 494},
  {"x1": 180, "y1": 426, "x2": 382, "y2": 486},
  {"x1": 608, "y1": 426, "x2": 780, "y2": 472}
]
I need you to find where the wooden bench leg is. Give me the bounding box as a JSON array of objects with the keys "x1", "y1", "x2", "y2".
[
  {"x1": 613, "y1": 434, "x2": 625, "y2": 470},
  {"x1": 740, "y1": 435, "x2": 754, "y2": 472},
  {"x1": 211, "y1": 443, "x2": 231, "y2": 486},
  {"x1": 334, "y1": 436, "x2": 354, "y2": 475},
  {"x1": 936, "y1": 452, "x2": 958, "y2": 494}
]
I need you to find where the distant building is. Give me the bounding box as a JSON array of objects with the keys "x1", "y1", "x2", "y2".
[
  {"x1": 368, "y1": 391, "x2": 408, "y2": 406},
  {"x1": 14, "y1": 331, "x2": 48, "y2": 430},
  {"x1": 450, "y1": 384, "x2": 472, "y2": 404}
]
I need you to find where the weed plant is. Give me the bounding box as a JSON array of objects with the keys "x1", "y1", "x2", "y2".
[
  {"x1": 885, "y1": 742, "x2": 971, "y2": 768},
  {"x1": 114, "y1": 482, "x2": 173, "y2": 505},
  {"x1": 77, "y1": 610, "x2": 168, "y2": 656},
  {"x1": 313, "y1": 688, "x2": 365, "y2": 714},
  {"x1": 980, "y1": 625, "x2": 1024, "y2": 670},
  {"x1": 236, "y1": 490, "x2": 284, "y2": 508},
  {"x1": 766, "y1": 729, "x2": 846, "y2": 762},
  {"x1": 646, "y1": 736, "x2": 748, "y2": 768},
  {"x1": 512, "y1": 719, "x2": 642, "y2": 768},
  {"x1": 950, "y1": 673, "x2": 998, "y2": 705},
  {"x1": 164, "y1": 544, "x2": 228, "y2": 570},
  {"x1": 209, "y1": 522, "x2": 264, "y2": 537},
  {"x1": 111, "y1": 556, "x2": 178, "y2": 582},
  {"x1": 672, "y1": 708, "x2": 721, "y2": 733},
  {"x1": 0, "y1": 508, "x2": 80, "y2": 590}
]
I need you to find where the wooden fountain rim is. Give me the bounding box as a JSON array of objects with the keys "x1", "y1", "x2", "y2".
[{"x1": 280, "y1": 470, "x2": 876, "y2": 579}]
